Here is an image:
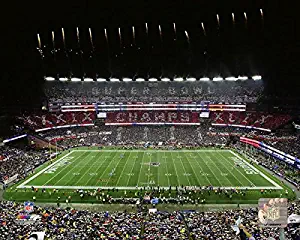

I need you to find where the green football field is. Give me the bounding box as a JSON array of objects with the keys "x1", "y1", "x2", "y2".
[{"x1": 17, "y1": 149, "x2": 282, "y2": 190}]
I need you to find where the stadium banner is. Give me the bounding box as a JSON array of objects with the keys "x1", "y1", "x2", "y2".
[
  {"x1": 4, "y1": 174, "x2": 19, "y2": 185},
  {"x1": 106, "y1": 111, "x2": 200, "y2": 124},
  {"x1": 21, "y1": 112, "x2": 95, "y2": 131},
  {"x1": 212, "y1": 123, "x2": 271, "y2": 132},
  {"x1": 35, "y1": 123, "x2": 94, "y2": 132},
  {"x1": 240, "y1": 137, "x2": 300, "y2": 169},
  {"x1": 2, "y1": 134, "x2": 27, "y2": 144},
  {"x1": 106, "y1": 122, "x2": 201, "y2": 126}
]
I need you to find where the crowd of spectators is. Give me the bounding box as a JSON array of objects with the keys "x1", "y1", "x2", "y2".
[
  {"x1": 236, "y1": 144, "x2": 299, "y2": 188},
  {"x1": 38, "y1": 125, "x2": 228, "y2": 148},
  {"x1": 0, "y1": 146, "x2": 49, "y2": 182},
  {"x1": 45, "y1": 81, "x2": 263, "y2": 104},
  {"x1": 270, "y1": 137, "x2": 300, "y2": 160},
  {"x1": 0, "y1": 201, "x2": 299, "y2": 239}
]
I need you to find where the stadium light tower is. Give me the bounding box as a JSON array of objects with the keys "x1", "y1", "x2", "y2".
[
  {"x1": 45, "y1": 76, "x2": 55, "y2": 81},
  {"x1": 135, "y1": 78, "x2": 145, "y2": 82},
  {"x1": 123, "y1": 78, "x2": 132, "y2": 82},
  {"x1": 174, "y1": 77, "x2": 184, "y2": 82},
  {"x1": 213, "y1": 77, "x2": 223, "y2": 81},
  {"x1": 238, "y1": 76, "x2": 248, "y2": 80},
  {"x1": 110, "y1": 78, "x2": 120, "y2": 82},
  {"x1": 186, "y1": 77, "x2": 196, "y2": 82},
  {"x1": 148, "y1": 78, "x2": 158, "y2": 82},
  {"x1": 84, "y1": 78, "x2": 93, "y2": 82},
  {"x1": 97, "y1": 78, "x2": 107, "y2": 82},
  {"x1": 225, "y1": 76, "x2": 238, "y2": 81},
  {"x1": 252, "y1": 75, "x2": 262, "y2": 80},
  {"x1": 71, "y1": 77, "x2": 81, "y2": 82}
]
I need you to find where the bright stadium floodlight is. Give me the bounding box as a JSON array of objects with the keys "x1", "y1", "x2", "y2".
[
  {"x1": 45, "y1": 77, "x2": 55, "y2": 81},
  {"x1": 84, "y1": 78, "x2": 93, "y2": 82},
  {"x1": 186, "y1": 77, "x2": 196, "y2": 82},
  {"x1": 135, "y1": 78, "x2": 145, "y2": 82},
  {"x1": 252, "y1": 75, "x2": 262, "y2": 80},
  {"x1": 59, "y1": 77, "x2": 68, "y2": 81},
  {"x1": 148, "y1": 78, "x2": 158, "y2": 82},
  {"x1": 110, "y1": 78, "x2": 120, "y2": 82},
  {"x1": 174, "y1": 77, "x2": 184, "y2": 82},
  {"x1": 200, "y1": 77, "x2": 210, "y2": 81},
  {"x1": 225, "y1": 76, "x2": 238, "y2": 81},
  {"x1": 213, "y1": 77, "x2": 223, "y2": 81},
  {"x1": 238, "y1": 76, "x2": 248, "y2": 80},
  {"x1": 161, "y1": 78, "x2": 171, "y2": 82},
  {"x1": 71, "y1": 77, "x2": 81, "y2": 82},
  {"x1": 122, "y1": 78, "x2": 132, "y2": 82},
  {"x1": 97, "y1": 78, "x2": 106, "y2": 82}
]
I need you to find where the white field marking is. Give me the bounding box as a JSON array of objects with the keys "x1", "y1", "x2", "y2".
[
  {"x1": 147, "y1": 153, "x2": 153, "y2": 187},
  {"x1": 203, "y1": 152, "x2": 234, "y2": 186},
  {"x1": 115, "y1": 152, "x2": 132, "y2": 186},
  {"x1": 163, "y1": 151, "x2": 171, "y2": 186},
  {"x1": 71, "y1": 149, "x2": 231, "y2": 152},
  {"x1": 156, "y1": 152, "x2": 159, "y2": 186},
  {"x1": 181, "y1": 152, "x2": 202, "y2": 186},
  {"x1": 170, "y1": 152, "x2": 182, "y2": 186},
  {"x1": 136, "y1": 151, "x2": 146, "y2": 187},
  {"x1": 18, "y1": 185, "x2": 283, "y2": 190},
  {"x1": 104, "y1": 152, "x2": 129, "y2": 187},
  {"x1": 217, "y1": 151, "x2": 255, "y2": 186},
  {"x1": 84, "y1": 152, "x2": 114, "y2": 186},
  {"x1": 72, "y1": 152, "x2": 104, "y2": 186},
  {"x1": 196, "y1": 152, "x2": 223, "y2": 186},
  {"x1": 189, "y1": 153, "x2": 212, "y2": 185},
  {"x1": 175, "y1": 152, "x2": 192, "y2": 186},
  {"x1": 17, "y1": 151, "x2": 74, "y2": 189},
  {"x1": 97, "y1": 152, "x2": 122, "y2": 182},
  {"x1": 229, "y1": 150, "x2": 282, "y2": 189},
  {"x1": 214, "y1": 152, "x2": 245, "y2": 186},
  {"x1": 53, "y1": 152, "x2": 94, "y2": 186},
  {"x1": 125, "y1": 153, "x2": 141, "y2": 186}
]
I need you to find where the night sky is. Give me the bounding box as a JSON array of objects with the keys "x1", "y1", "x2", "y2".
[{"x1": 0, "y1": 0, "x2": 298, "y2": 114}]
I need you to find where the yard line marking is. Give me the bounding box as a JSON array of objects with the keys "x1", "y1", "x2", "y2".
[
  {"x1": 53, "y1": 151, "x2": 94, "y2": 186},
  {"x1": 72, "y1": 149, "x2": 232, "y2": 152},
  {"x1": 203, "y1": 152, "x2": 234, "y2": 186},
  {"x1": 97, "y1": 152, "x2": 121, "y2": 182},
  {"x1": 195, "y1": 152, "x2": 223, "y2": 186},
  {"x1": 163, "y1": 151, "x2": 171, "y2": 187},
  {"x1": 217, "y1": 152, "x2": 253, "y2": 186},
  {"x1": 170, "y1": 152, "x2": 181, "y2": 186},
  {"x1": 17, "y1": 151, "x2": 75, "y2": 188},
  {"x1": 189, "y1": 153, "x2": 211, "y2": 185},
  {"x1": 19, "y1": 185, "x2": 282, "y2": 190},
  {"x1": 175, "y1": 152, "x2": 192, "y2": 186},
  {"x1": 84, "y1": 152, "x2": 114, "y2": 186},
  {"x1": 73, "y1": 152, "x2": 105, "y2": 186},
  {"x1": 181, "y1": 152, "x2": 202, "y2": 186},
  {"x1": 229, "y1": 150, "x2": 282, "y2": 189},
  {"x1": 115, "y1": 152, "x2": 132, "y2": 186},
  {"x1": 104, "y1": 151, "x2": 129, "y2": 187},
  {"x1": 125, "y1": 152, "x2": 141, "y2": 186},
  {"x1": 137, "y1": 152, "x2": 146, "y2": 187}
]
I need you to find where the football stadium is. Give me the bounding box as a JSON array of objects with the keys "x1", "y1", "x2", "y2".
[{"x1": 0, "y1": 1, "x2": 299, "y2": 239}]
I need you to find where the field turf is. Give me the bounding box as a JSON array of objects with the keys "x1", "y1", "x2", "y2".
[{"x1": 16, "y1": 149, "x2": 281, "y2": 190}]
